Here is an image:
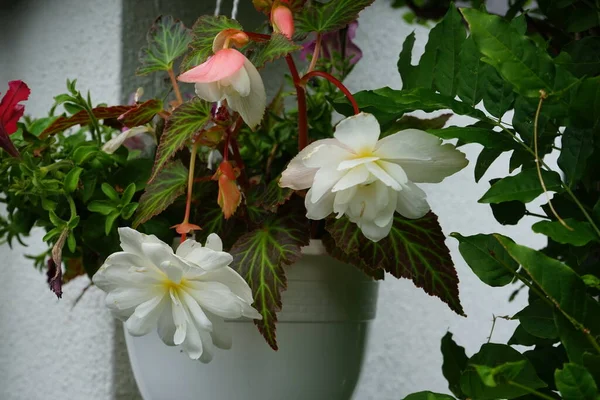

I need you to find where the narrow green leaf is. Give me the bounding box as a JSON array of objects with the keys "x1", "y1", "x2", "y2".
[
  {"x1": 457, "y1": 35, "x2": 490, "y2": 106},
  {"x1": 133, "y1": 160, "x2": 188, "y2": 228},
  {"x1": 555, "y1": 363, "x2": 599, "y2": 400},
  {"x1": 63, "y1": 167, "x2": 83, "y2": 194},
  {"x1": 558, "y1": 127, "x2": 594, "y2": 186},
  {"x1": 40, "y1": 105, "x2": 132, "y2": 138},
  {"x1": 532, "y1": 219, "x2": 597, "y2": 247},
  {"x1": 229, "y1": 197, "x2": 310, "y2": 350},
  {"x1": 582, "y1": 275, "x2": 600, "y2": 290},
  {"x1": 121, "y1": 183, "x2": 137, "y2": 205},
  {"x1": 383, "y1": 114, "x2": 452, "y2": 137},
  {"x1": 441, "y1": 332, "x2": 469, "y2": 399},
  {"x1": 182, "y1": 15, "x2": 242, "y2": 70},
  {"x1": 101, "y1": 183, "x2": 120, "y2": 202},
  {"x1": 248, "y1": 33, "x2": 302, "y2": 68},
  {"x1": 149, "y1": 98, "x2": 211, "y2": 183},
  {"x1": 121, "y1": 203, "x2": 139, "y2": 220},
  {"x1": 451, "y1": 233, "x2": 518, "y2": 287},
  {"x1": 295, "y1": 0, "x2": 375, "y2": 34},
  {"x1": 137, "y1": 16, "x2": 192, "y2": 75},
  {"x1": 88, "y1": 200, "x2": 117, "y2": 216},
  {"x1": 515, "y1": 299, "x2": 558, "y2": 339},
  {"x1": 73, "y1": 145, "x2": 99, "y2": 165},
  {"x1": 403, "y1": 392, "x2": 456, "y2": 400},
  {"x1": 460, "y1": 343, "x2": 547, "y2": 399},
  {"x1": 67, "y1": 232, "x2": 76, "y2": 253},
  {"x1": 428, "y1": 126, "x2": 516, "y2": 150},
  {"x1": 479, "y1": 169, "x2": 563, "y2": 204},
  {"x1": 398, "y1": 32, "x2": 418, "y2": 89},
  {"x1": 327, "y1": 212, "x2": 464, "y2": 315},
  {"x1": 105, "y1": 211, "x2": 120, "y2": 236},
  {"x1": 474, "y1": 148, "x2": 505, "y2": 183}
]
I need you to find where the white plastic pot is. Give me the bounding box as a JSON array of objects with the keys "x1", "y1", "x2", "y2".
[{"x1": 125, "y1": 240, "x2": 379, "y2": 400}]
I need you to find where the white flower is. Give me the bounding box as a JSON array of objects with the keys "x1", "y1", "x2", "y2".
[
  {"x1": 93, "y1": 228, "x2": 261, "y2": 362},
  {"x1": 280, "y1": 112, "x2": 468, "y2": 242},
  {"x1": 102, "y1": 126, "x2": 152, "y2": 154}
]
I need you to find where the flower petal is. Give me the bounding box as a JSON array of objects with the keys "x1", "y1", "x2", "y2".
[
  {"x1": 157, "y1": 301, "x2": 176, "y2": 346},
  {"x1": 126, "y1": 294, "x2": 167, "y2": 336},
  {"x1": 205, "y1": 233, "x2": 223, "y2": 252},
  {"x1": 194, "y1": 82, "x2": 224, "y2": 102},
  {"x1": 180, "y1": 246, "x2": 233, "y2": 272},
  {"x1": 395, "y1": 182, "x2": 430, "y2": 219},
  {"x1": 105, "y1": 287, "x2": 157, "y2": 313},
  {"x1": 225, "y1": 58, "x2": 266, "y2": 129},
  {"x1": 199, "y1": 266, "x2": 253, "y2": 303},
  {"x1": 179, "y1": 289, "x2": 213, "y2": 332},
  {"x1": 332, "y1": 164, "x2": 370, "y2": 192},
  {"x1": 334, "y1": 113, "x2": 380, "y2": 154},
  {"x1": 185, "y1": 281, "x2": 244, "y2": 319},
  {"x1": 333, "y1": 186, "x2": 357, "y2": 217},
  {"x1": 102, "y1": 126, "x2": 150, "y2": 154},
  {"x1": 279, "y1": 139, "x2": 342, "y2": 190},
  {"x1": 180, "y1": 319, "x2": 204, "y2": 360},
  {"x1": 205, "y1": 312, "x2": 232, "y2": 350},
  {"x1": 365, "y1": 162, "x2": 401, "y2": 190},
  {"x1": 337, "y1": 156, "x2": 379, "y2": 171},
  {"x1": 310, "y1": 166, "x2": 345, "y2": 202},
  {"x1": 93, "y1": 253, "x2": 161, "y2": 292},
  {"x1": 118, "y1": 227, "x2": 170, "y2": 259},
  {"x1": 221, "y1": 64, "x2": 250, "y2": 97},
  {"x1": 395, "y1": 145, "x2": 468, "y2": 183},
  {"x1": 170, "y1": 289, "x2": 188, "y2": 346},
  {"x1": 378, "y1": 160, "x2": 408, "y2": 186},
  {"x1": 305, "y1": 189, "x2": 335, "y2": 220},
  {"x1": 359, "y1": 217, "x2": 394, "y2": 242},
  {"x1": 178, "y1": 49, "x2": 245, "y2": 83}
]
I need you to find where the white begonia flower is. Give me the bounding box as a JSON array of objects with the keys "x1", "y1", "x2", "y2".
[
  {"x1": 280, "y1": 112, "x2": 468, "y2": 242},
  {"x1": 93, "y1": 227, "x2": 261, "y2": 362}
]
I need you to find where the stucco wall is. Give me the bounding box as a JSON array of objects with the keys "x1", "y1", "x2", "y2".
[{"x1": 0, "y1": 1, "x2": 551, "y2": 399}]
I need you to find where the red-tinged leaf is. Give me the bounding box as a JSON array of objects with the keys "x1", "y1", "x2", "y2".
[
  {"x1": 253, "y1": 177, "x2": 294, "y2": 213},
  {"x1": 133, "y1": 160, "x2": 188, "y2": 228},
  {"x1": 149, "y1": 98, "x2": 211, "y2": 183},
  {"x1": 321, "y1": 232, "x2": 385, "y2": 280},
  {"x1": 0, "y1": 80, "x2": 30, "y2": 134},
  {"x1": 326, "y1": 212, "x2": 464, "y2": 316},
  {"x1": 118, "y1": 99, "x2": 163, "y2": 127},
  {"x1": 40, "y1": 105, "x2": 134, "y2": 138},
  {"x1": 229, "y1": 196, "x2": 311, "y2": 350}
]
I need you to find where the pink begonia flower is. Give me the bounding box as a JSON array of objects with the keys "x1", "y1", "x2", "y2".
[
  {"x1": 178, "y1": 48, "x2": 266, "y2": 130},
  {"x1": 271, "y1": 4, "x2": 294, "y2": 39}
]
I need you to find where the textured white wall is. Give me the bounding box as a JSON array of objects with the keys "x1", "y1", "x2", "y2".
[{"x1": 0, "y1": 1, "x2": 550, "y2": 399}]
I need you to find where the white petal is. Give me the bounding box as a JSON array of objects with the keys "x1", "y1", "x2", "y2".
[
  {"x1": 105, "y1": 287, "x2": 157, "y2": 312},
  {"x1": 157, "y1": 301, "x2": 176, "y2": 346},
  {"x1": 305, "y1": 189, "x2": 335, "y2": 220},
  {"x1": 185, "y1": 282, "x2": 244, "y2": 319},
  {"x1": 222, "y1": 64, "x2": 251, "y2": 97},
  {"x1": 365, "y1": 162, "x2": 402, "y2": 190},
  {"x1": 141, "y1": 242, "x2": 189, "y2": 282},
  {"x1": 310, "y1": 167, "x2": 345, "y2": 203},
  {"x1": 205, "y1": 234, "x2": 223, "y2": 252},
  {"x1": 225, "y1": 59, "x2": 266, "y2": 129},
  {"x1": 374, "y1": 129, "x2": 438, "y2": 161},
  {"x1": 359, "y1": 218, "x2": 394, "y2": 242},
  {"x1": 200, "y1": 266, "x2": 253, "y2": 303},
  {"x1": 170, "y1": 289, "x2": 188, "y2": 346},
  {"x1": 180, "y1": 246, "x2": 232, "y2": 272},
  {"x1": 175, "y1": 239, "x2": 197, "y2": 258},
  {"x1": 126, "y1": 294, "x2": 166, "y2": 336},
  {"x1": 181, "y1": 319, "x2": 204, "y2": 360},
  {"x1": 102, "y1": 126, "x2": 150, "y2": 154},
  {"x1": 179, "y1": 289, "x2": 213, "y2": 332},
  {"x1": 396, "y1": 182, "x2": 430, "y2": 219},
  {"x1": 195, "y1": 81, "x2": 224, "y2": 102},
  {"x1": 302, "y1": 142, "x2": 352, "y2": 169},
  {"x1": 206, "y1": 312, "x2": 232, "y2": 350},
  {"x1": 279, "y1": 139, "x2": 340, "y2": 190},
  {"x1": 332, "y1": 164, "x2": 370, "y2": 192},
  {"x1": 198, "y1": 329, "x2": 215, "y2": 363},
  {"x1": 241, "y1": 303, "x2": 262, "y2": 320},
  {"x1": 118, "y1": 227, "x2": 170, "y2": 259},
  {"x1": 374, "y1": 189, "x2": 397, "y2": 228},
  {"x1": 334, "y1": 113, "x2": 380, "y2": 153},
  {"x1": 378, "y1": 161, "x2": 408, "y2": 186},
  {"x1": 337, "y1": 156, "x2": 379, "y2": 170},
  {"x1": 93, "y1": 254, "x2": 161, "y2": 292},
  {"x1": 333, "y1": 186, "x2": 357, "y2": 217}
]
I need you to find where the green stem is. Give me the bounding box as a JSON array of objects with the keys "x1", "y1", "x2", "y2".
[
  {"x1": 564, "y1": 185, "x2": 600, "y2": 238},
  {"x1": 507, "y1": 382, "x2": 556, "y2": 400}
]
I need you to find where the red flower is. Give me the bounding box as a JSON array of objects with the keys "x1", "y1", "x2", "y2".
[{"x1": 0, "y1": 80, "x2": 30, "y2": 157}]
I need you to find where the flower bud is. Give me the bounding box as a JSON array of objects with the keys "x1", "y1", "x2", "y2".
[
  {"x1": 271, "y1": 4, "x2": 294, "y2": 39},
  {"x1": 213, "y1": 161, "x2": 241, "y2": 219}
]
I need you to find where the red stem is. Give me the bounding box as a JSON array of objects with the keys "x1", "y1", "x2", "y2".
[
  {"x1": 244, "y1": 31, "x2": 271, "y2": 42},
  {"x1": 285, "y1": 55, "x2": 309, "y2": 150},
  {"x1": 302, "y1": 70, "x2": 360, "y2": 115}
]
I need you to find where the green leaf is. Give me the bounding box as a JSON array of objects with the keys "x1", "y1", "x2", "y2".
[
  {"x1": 105, "y1": 211, "x2": 120, "y2": 236},
  {"x1": 67, "y1": 232, "x2": 76, "y2": 253},
  {"x1": 118, "y1": 99, "x2": 164, "y2": 127},
  {"x1": 327, "y1": 212, "x2": 464, "y2": 315},
  {"x1": 460, "y1": 343, "x2": 547, "y2": 399},
  {"x1": 382, "y1": 114, "x2": 452, "y2": 136},
  {"x1": 253, "y1": 178, "x2": 294, "y2": 213},
  {"x1": 40, "y1": 105, "x2": 132, "y2": 138},
  {"x1": 457, "y1": 35, "x2": 491, "y2": 106},
  {"x1": 451, "y1": 233, "x2": 518, "y2": 287},
  {"x1": 472, "y1": 361, "x2": 527, "y2": 387},
  {"x1": 182, "y1": 15, "x2": 242, "y2": 70},
  {"x1": 88, "y1": 200, "x2": 116, "y2": 216},
  {"x1": 584, "y1": 354, "x2": 600, "y2": 388},
  {"x1": 73, "y1": 145, "x2": 99, "y2": 165},
  {"x1": 482, "y1": 67, "x2": 515, "y2": 118},
  {"x1": 582, "y1": 275, "x2": 600, "y2": 290},
  {"x1": 136, "y1": 16, "x2": 191, "y2": 75},
  {"x1": 555, "y1": 363, "x2": 599, "y2": 400},
  {"x1": 295, "y1": 0, "x2": 375, "y2": 34},
  {"x1": 427, "y1": 126, "x2": 517, "y2": 150},
  {"x1": 63, "y1": 167, "x2": 83, "y2": 194},
  {"x1": 558, "y1": 127, "x2": 594, "y2": 186},
  {"x1": 570, "y1": 77, "x2": 600, "y2": 129},
  {"x1": 460, "y1": 8, "x2": 561, "y2": 98},
  {"x1": 403, "y1": 392, "x2": 456, "y2": 400},
  {"x1": 490, "y1": 200, "x2": 526, "y2": 226},
  {"x1": 479, "y1": 169, "x2": 563, "y2": 204},
  {"x1": 334, "y1": 87, "x2": 489, "y2": 128},
  {"x1": 525, "y1": 345, "x2": 569, "y2": 390},
  {"x1": 121, "y1": 183, "x2": 137, "y2": 205},
  {"x1": 555, "y1": 311, "x2": 596, "y2": 365},
  {"x1": 149, "y1": 98, "x2": 211, "y2": 183},
  {"x1": 474, "y1": 148, "x2": 504, "y2": 183},
  {"x1": 229, "y1": 197, "x2": 310, "y2": 350},
  {"x1": 101, "y1": 183, "x2": 120, "y2": 202},
  {"x1": 133, "y1": 160, "x2": 188, "y2": 228},
  {"x1": 508, "y1": 325, "x2": 557, "y2": 347},
  {"x1": 248, "y1": 33, "x2": 302, "y2": 69},
  {"x1": 532, "y1": 219, "x2": 597, "y2": 247},
  {"x1": 515, "y1": 299, "x2": 558, "y2": 339},
  {"x1": 121, "y1": 203, "x2": 139, "y2": 220},
  {"x1": 556, "y1": 37, "x2": 600, "y2": 78},
  {"x1": 441, "y1": 332, "x2": 469, "y2": 399}
]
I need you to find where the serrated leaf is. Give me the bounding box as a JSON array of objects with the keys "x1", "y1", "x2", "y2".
[
  {"x1": 253, "y1": 178, "x2": 294, "y2": 213},
  {"x1": 133, "y1": 160, "x2": 188, "y2": 228},
  {"x1": 149, "y1": 98, "x2": 211, "y2": 183},
  {"x1": 555, "y1": 363, "x2": 599, "y2": 400},
  {"x1": 295, "y1": 0, "x2": 375, "y2": 34},
  {"x1": 63, "y1": 167, "x2": 83, "y2": 194},
  {"x1": 532, "y1": 219, "x2": 597, "y2": 247},
  {"x1": 457, "y1": 35, "x2": 491, "y2": 106},
  {"x1": 403, "y1": 392, "x2": 456, "y2": 400},
  {"x1": 515, "y1": 299, "x2": 558, "y2": 339},
  {"x1": 558, "y1": 127, "x2": 594, "y2": 186},
  {"x1": 427, "y1": 126, "x2": 517, "y2": 150},
  {"x1": 460, "y1": 8, "x2": 563, "y2": 98},
  {"x1": 474, "y1": 147, "x2": 504, "y2": 183},
  {"x1": 229, "y1": 197, "x2": 310, "y2": 350},
  {"x1": 118, "y1": 99, "x2": 163, "y2": 127},
  {"x1": 451, "y1": 233, "x2": 519, "y2": 287},
  {"x1": 479, "y1": 169, "x2": 563, "y2": 204},
  {"x1": 137, "y1": 16, "x2": 191, "y2": 75},
  {"x1": 321, "y1": 232, "x2": 385, "y2": 280},
  {"x1": 40, "y1": 105, "x2": 133, "y2": 138},
  {"x1": 441, "y1": 332, "x2": 469, "y2": 399},
  {"x1": 333, "y1": 87, "x2": 489, "y2": 128},
  {"x1": 248, "y1": 33, "x2": 302, "y2": 68},
  {"x1": 327, "y1": 212, "x2": 464, "y2": 315},
  {"x1": 460, "y1": 343, "x2": 547, "y2": 399},
  {"x1": 182, "y1": 15, "x2": 242, "y2": 70}
]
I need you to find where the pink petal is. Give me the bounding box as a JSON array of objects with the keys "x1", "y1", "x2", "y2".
[
  {"x1": 178, "y1": 49, "x2": 246, "y2": 84},
  {"x1": 271, "y1": 6, "x2": 295, "y2": 39},
  {"x1": 0, "y1": 80, "x2": 30, "y2": 134}
]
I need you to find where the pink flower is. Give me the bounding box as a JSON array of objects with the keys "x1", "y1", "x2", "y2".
[
  {"x1": 178, "y1": 49, "x2": 266, "y2": 130},
  {"x1": 271, "y1": 4, "x2": 294, "y2": 39},
  {"x1": 0, "y1": 80, "x2": 30, "y2": 157}
]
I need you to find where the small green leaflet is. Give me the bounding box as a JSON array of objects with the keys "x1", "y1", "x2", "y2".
[
  {"x1": 229, "y1": 198, "x2": 310, "y2": 350},
  {"x1": 532, "y1": 218, "x2": 597, "y2": 247},
  {"x1": 479, "y1": 169, "x2": 563, "y2": 204},
  {"x1": 248, "y1": 33, "x2": 302, "y2": 69},
  {"x1": 149, "y1": 98, "x2": 211, "y2": 183},
  {"x1": 326, "y1": 212, "x2": 464, "y2": 316},
  {"x1": 295, "y1": 0, "x2": 375, "y2": 34},
  {"x1": 555, "y1": 363, "x2": 599, "y2": 400},
  {"x1": 132, "y1": 160, "x2": 188, "y2": 228},
  {"x1": 137, "y1": 16, "x2": 192, "y2": 76},
  {"x1": 182, "y1": 15, "x2": 242, "y2": 71}
]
